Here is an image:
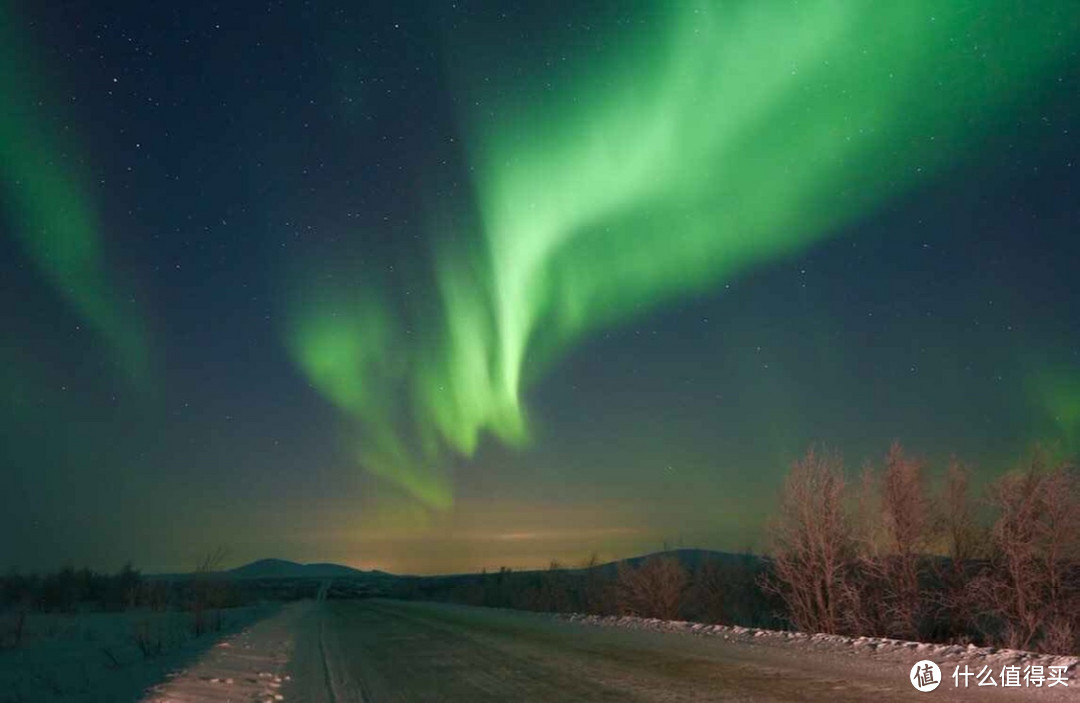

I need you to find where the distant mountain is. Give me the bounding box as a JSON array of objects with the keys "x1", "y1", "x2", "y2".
[
  {"x1": 151, "y1": 550, "x2": 756, "y2": 581},
  {"x1": 421, "y1": 548, "x2": 765, "y2": 583},
  {"x1": 228, "y1": 558, "x2": 371, "y2": 580}
]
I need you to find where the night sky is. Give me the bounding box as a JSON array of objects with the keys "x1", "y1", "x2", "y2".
[{"x1": 3, "y1": 1, "x2": 1079, "y2": 575}]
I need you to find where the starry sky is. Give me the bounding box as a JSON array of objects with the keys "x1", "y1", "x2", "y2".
[{"x1": 2, "y1": 0, "x2": 1079, "y2": 575}]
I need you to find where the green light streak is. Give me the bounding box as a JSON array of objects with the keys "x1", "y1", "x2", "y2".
[
  {"x1": 1030, "y1": 366, "x2": 1080, "y2": 455},
  {"x1": 289, "y1": 1, "x2": 1079, "y2": 508},
  {"x1": 286, "y1": 281, "x2": 454, "y2": 509},
  {"x1": 0, "y1": 2, "x2": 148, "y2": 382}
]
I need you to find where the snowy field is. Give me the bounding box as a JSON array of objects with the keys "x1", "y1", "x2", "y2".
[{"x1": 0, "y1": 605, "x2": 276, "y2": 702}]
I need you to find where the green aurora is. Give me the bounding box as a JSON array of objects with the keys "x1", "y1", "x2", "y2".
[
  {"x1": 0, "y1": 1, "x2": 149, "y2": 385},
  {"x1": 0, "y1": 0, "x2": 1077, "y2": 574},
  {"x1": 286, "y1": 1, "x2": 1080, "y2": 510}
]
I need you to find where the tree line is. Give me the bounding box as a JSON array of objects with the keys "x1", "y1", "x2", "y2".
[
  {"x1": 395, "y1": 442, "x2": 1079, "y2": 655},
  {"x1": 766, "y1": 442, "x2": 1078, "y2": 654}
]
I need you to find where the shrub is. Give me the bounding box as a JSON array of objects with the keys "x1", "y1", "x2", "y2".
[
  {"x1": 969, "y1": 450, "x2": 1079, "y2": 652},
  {"x1": 762, "y1": 446, "x2": 853, "y2": 634},
  {"x1": 616, "y1": 555, "x2": 687, "y2": 619}
]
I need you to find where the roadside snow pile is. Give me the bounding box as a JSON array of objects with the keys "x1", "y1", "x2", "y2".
[
  {"x1": 561, "y1": 613, "x2": 1078, "y2": 680},
  {"x1": 0, "y1": 605, "x2": 276, "y2": 703}
]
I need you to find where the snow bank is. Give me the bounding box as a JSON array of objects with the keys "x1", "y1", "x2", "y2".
[{"x1": 560, "y1": 613, "x2": 1078, "y2": 681}]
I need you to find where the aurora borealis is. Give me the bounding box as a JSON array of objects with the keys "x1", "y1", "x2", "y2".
[
  {"x1": 0, "y1": 1, "x2": 150, "y2": 385},
  {"x1": 3, "y1": 0, "x2": 1080, "y2": 574}
]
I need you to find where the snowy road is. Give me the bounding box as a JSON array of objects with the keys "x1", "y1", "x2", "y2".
[{"x1": 279, "y1": 600, "x2": 1069, "y2": 702}]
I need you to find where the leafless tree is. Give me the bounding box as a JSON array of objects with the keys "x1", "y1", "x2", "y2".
[
  {"x1": 1037, "y1": 464, "x2": 1080, "y2": 652},
  {"x1": 855, "y1": 442, "x2": 933, "y2": 639},
  {"x1": 191, "y1": 547, "x2": 229, "y2": 636},
  {"x1": 940, "y1": 458, "x2": 982, "y2": 565},
  {"x1": 616, "y1": 555, "x2": 687, "y2": 620},
  {"x1": 141, "y1": 579, "x2": 171, "y2": 612},
  {"x1": 970, "y1": 450, "x2": 1080, "y2": 652},
  {"x1": 762, "y1": 446, "x2": 853, "y2": 634},
  {"x1": 537, "y1": 561, "x2": 572, "y2": 613},
  {"x1": 689, "y1": 558, "x2": 726, "y2": 624},
  {"x1": 580, "y1": 553, "x2": 615, "y2": 615},
  {"x1": 932, "y1": 457, "x2": 984, "y2": 642},
  {"x1": 0, "y1": 610, "x2": 25, "y2": 650}
]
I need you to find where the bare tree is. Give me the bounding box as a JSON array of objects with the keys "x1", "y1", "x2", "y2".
[
  {"x1": 762, "y1": 446, "x2": 853, "y2": 634},
  {"x1": 689, "y1": 558, "x2": 726, "y2": 624},
  {"x1": 875, "y1": 442, "x2": 933, "y2": 638},
  {"x1": 933, "y1": 457, "x2": 984, "y2": 643},
  {"x1": 830, "y1": 443, "x2": 938, "y2": 640},
  {"x1": 580, "y1": 553, "x2": 615, "y2": 615},
  {"x1": 1038, "y1": 465, "x2": 1080, "y2": 652},
  {"x1": 191, "y1": 547, "x2": 229, "y2": 636},
  {"x1": 477, "y1": 566, "x2": 514, "y2": 608},
  {"x1": 970, "y1": 450, "x2": 1080, "y2": 652},
  {"x1": 941, "y1": 458, "x2": 982, "y2": 565},
  {"x1": 0, "y1": 611, "x2": 25, "y2": 650},
  {"x1": 537, "y1": 561, "x2": 572, "y2": 613},
  {"x1": 616, "y1": 555, "x2": 687, "y2": 620}
]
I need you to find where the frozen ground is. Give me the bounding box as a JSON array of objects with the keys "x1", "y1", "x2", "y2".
[
  {"x1": 141, "y1": 603, "x2": 303, "y2": 703},
  {"x1": 0, "y1": 605, "x2": 276, "y2": 703},
  {"x1": 4, "y1": 597, "x2": 1076, "y2": 701},
  {"x1": 282, "y1": 599, "x2": 1077, "y2": 701}
]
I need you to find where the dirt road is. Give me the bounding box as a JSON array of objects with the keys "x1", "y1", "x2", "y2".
[{"x1": 280, "y1": 599, "x2": 1067, "y2": 702}]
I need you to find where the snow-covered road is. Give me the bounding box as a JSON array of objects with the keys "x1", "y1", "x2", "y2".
[{"x1": 271, "y1": 600, "x2": 1074, "y2": 702}]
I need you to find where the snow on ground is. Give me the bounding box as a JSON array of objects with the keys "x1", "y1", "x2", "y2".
[
  {"x1": 0, "y1": 605, "x2": 277, "y2": 703},
  {"x1": 561, "y1": 612, "x2": 1079, "y2": 690},
  {"x1": 141, "y1": 601, "x2": 315, "y2": 703},
  {"x1": 5, "y1": 597, "x2": 1077, "y2": 701},
  {"x1": 286, "y1": 599, "x2": 1078, "y2": 701}
]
